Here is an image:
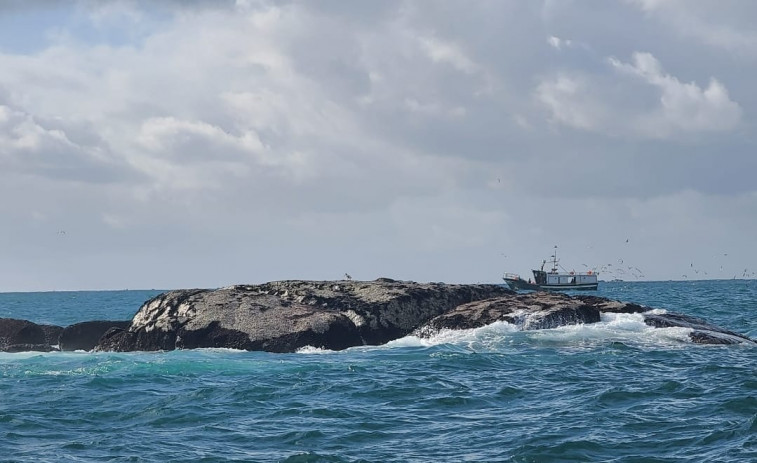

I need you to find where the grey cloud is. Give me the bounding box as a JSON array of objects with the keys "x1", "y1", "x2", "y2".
[
  {"x1": 0, "y1": 100, "x2": 143, "y2": 184},
  {"x1": 1, "y1": 1, "x2": 756, "y2": 289}
]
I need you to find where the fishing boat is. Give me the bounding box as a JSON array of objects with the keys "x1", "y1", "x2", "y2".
[{"x1": 503, "y1": 246, "x2": 599, "y2": 291}]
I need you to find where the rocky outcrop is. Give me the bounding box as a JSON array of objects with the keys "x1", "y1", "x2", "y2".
[
  {"x1": 416, "y1": 292, "x2": 756, "y2": 345},
  {"x1": 0, "y1": 318, "x2": 53, "y2": 352},
  {"x1": 3, "y1": 281, "x2": 754, "y2": 353},
  {"x1": 642, "y1": 312, "x2": 755, "y2": 345},
  {"x1": 95, "y1": 279, "x2": 514, "y2": 353},
  {"x1": 40, "y1": 324, "x2": 64, "y2": 347},
  {"x1": 4, "y1": 343, "x2": 57, "y2": 353},
  {"x1": 59, "y1": 320, "x2": 132, "y2": 351},
  {"x1": 415, "y1": 292, "x2": 604, "y2": 334},
  {"x1": 0, "y1": 318, "x2": 129, "y2": 352}
]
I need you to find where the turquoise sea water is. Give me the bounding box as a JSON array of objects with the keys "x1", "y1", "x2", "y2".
[{"x1": 1, "y1": 281, "x2": 755, "y2": 462}]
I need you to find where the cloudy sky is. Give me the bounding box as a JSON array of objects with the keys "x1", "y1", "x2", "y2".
[{"x1": 1, "y1": 0, "x2": 756, "y2": 291}]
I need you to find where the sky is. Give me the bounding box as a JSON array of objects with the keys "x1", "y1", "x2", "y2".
[{"x1": 1, "y1": 0, "x2": 756, "y2": 291}]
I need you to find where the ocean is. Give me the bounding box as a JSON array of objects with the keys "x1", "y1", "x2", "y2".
[{"x1": 1, "y1": 280, "x2": 755, "y2": 462}]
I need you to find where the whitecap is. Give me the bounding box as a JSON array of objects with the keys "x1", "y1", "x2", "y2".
[{"x1": 295, "y1": 345, "x2": 334, "y2": 354}]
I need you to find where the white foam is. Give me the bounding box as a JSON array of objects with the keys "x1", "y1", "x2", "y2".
[
  {"x1": 373, "y1": 310, "x2": 694, "y2": 350},
  {"x1": 386, "y1": 320, "x2": 521, "y2": 350},
  {"x1": 193, "y1": 347, "x2": 248, "y2": 354},
  {"x1": 296, "y1": 345, "x2": 333, "y2": 354},
  {"x1": 523, "y1": 311, "x2": 692, "y2": 346},
  {"x1": 292, "y1": 309, "x2": 696, "y2": 354}
]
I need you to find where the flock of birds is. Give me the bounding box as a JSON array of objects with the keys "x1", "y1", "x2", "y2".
[
  {"x1": 502, "y1": 239, "x2": 757, "y2": 282},
  {"x1": 592, "y1": 244, "x2": 757, "y2": 281}
]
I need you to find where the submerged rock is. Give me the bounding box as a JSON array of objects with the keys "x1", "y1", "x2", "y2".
[
  {"x1": 4, "y1": 343, "x2": 58, "y2": 353},
  {"x1": 416, "y1": 292, "x2": 756, "y2": 346},
  {"x1": 415, "y1": 292, "x2": 640, "y2": 334},
  {"x1": 59, "y1": 320, "x2": 132, "y2": 351},
  {"x1": 642, "y1": 312, "x2": 754, "y2": 345},
  {"x1": 95, "y1": 280, "x2": 513, "y2": 353},
  {"x1": 1, "y1": 318, "x2": 130, "y2": 352}
]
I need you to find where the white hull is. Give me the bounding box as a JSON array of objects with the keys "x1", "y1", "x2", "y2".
[{"x1": 538, "y1": 282, "x2": 598, "y2": 291}]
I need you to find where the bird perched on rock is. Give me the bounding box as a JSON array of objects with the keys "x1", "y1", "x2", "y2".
[{"x1": 344, "y1": 273, "x2": 352, "y2": 280}]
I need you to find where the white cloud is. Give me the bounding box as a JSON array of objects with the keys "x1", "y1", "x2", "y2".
[
  {"x1": 609, "y1": 52, "x2": 742, "y2": 136},
  {"x1": 419, "y1": 36, "x2": 479, "y2": 74},
  {"x1": 0, "y1": 2, "x2": 756, "y2": 290},
  {"x1": 136, "y1": 117, "x2": 264, "y2": 159},
  {"x1": 535, "y1": 72, "x2": 606, "y2": 130},
  {"x1": 547, "y1": 35, "x2": 573, "y2": 50},
  {"x1": 0, "y1": 102, "x2": 128, "y2": 182},
  {"x1": 537, "y1": 51, "x2": 742, "y2": 138},
  {"x1": 627, "y1": 0, "x2": 757, "y2": 58}
]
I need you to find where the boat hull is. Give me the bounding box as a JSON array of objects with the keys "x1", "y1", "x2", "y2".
[
  {"x1": 504, "y1": 278, "x2": 598, "y2": 291},
  {"x1": 537, "y1": 282, "x2": 597, "y2": 291}
]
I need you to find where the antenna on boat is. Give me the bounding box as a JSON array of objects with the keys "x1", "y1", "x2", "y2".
[{"x1": 550, "y1": 245, "x2": 559, "y2": 272}]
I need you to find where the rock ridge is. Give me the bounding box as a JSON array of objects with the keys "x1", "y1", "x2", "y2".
[
  {"x1": 96, "y1": 279, "x2": 514, "y2": 352},
  {"x1": 2, "y1": 280, "x2": 754, "y2": 353}
]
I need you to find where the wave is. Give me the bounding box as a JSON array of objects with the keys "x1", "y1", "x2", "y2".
[
  {"x1": 294, "y1": 310, "x2": 698, "y2": 355},
  {"x1": 363, "y1": 310, "x2": 695, "y2": 352}
]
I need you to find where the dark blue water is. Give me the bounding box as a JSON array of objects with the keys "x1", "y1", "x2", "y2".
[{"x1": 1, "y1": 281, "x2": 755, "y2": 462}]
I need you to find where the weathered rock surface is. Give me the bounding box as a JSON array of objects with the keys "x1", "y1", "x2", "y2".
[
  {"x1": 416, "y1": 292, "x2": 756, "y2": 345},
  {"x1": 642, "y1": 312, "x2": 755, "y2": 345},
  {"x1": 40, "y1": 324, "x2": 64, "y2": 346},
  {"x1": 95, "y1": 279, "x2": 514, "y2": 353},
  {"x1": 59, "y1": 320, "x2": 132, "y2": 351},
  {"x1": 0, "y1": 318, "x2": 52, "y2": 352},
  {"x1": 1, "y1": 318, "x2": 129, "y2": 352},
  {"x1": 415, "y1": 292, "x2": 604, "y2": 334}
]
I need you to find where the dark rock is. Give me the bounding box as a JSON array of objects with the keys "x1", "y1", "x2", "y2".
[
  {"x1": 689, "y1": 331, "x2": 744, "y2": 345},
  {"x1": 59, "y1": 320, "x2": 132, "y2": 351},
  {"x1": 417, "y1": 292, "x2": 755, "y2": 346},
  {"x1": 0, "y1": 318, "x2": 48, "y2": 351},
  {"x1": 574, "y1": 295, "x2": 650, "y2": 314},
  {"x1": 97, "y1": 328, "x2": 137, "y2": 352},
  {"x1": 95, "y1": 279, "x2": 513, "y2": 353},
  {"x1": 40, "y1": 324, "x2": 64, "y2": 346},
  {"x1": 4, "y1": 343, "x2": 58, "y2": 353},
  {"x1": 417, "y1": 292, "x2": 607, "y2": 334},
  {"x1": 642, "y1": 312, "x2": 756, "y2": 345},
  {"x1": 4, "y1": 281, "x2": 753, "y2": 352}
]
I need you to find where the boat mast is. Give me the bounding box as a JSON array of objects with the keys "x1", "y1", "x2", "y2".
[{"x1": 551, "y1": 245, "x2": 559, "y2": 272}]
